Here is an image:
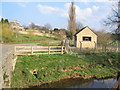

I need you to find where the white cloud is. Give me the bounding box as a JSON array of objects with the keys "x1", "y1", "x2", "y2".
[
  {"x1": 60, "y1": 2, "x2": 112, "y2": 30},
  {"x1": 0, "y1": 16, "x2": 2, "y2": 20},
  {"x1": 36, "y1": 2, "x2": 111, "y2": 30},
  {"x1": 61, "y1": 3, "x2": 100, "y2": 21},
  {"x1": 37, "y1": 4, "x2": 59, "y2": 14},
  {"x1": 92, "y1": 5, "x2": 99, "y2": 11},
  {"x1": 36, "y1": 3, "x2": 103, "y2": 28}
]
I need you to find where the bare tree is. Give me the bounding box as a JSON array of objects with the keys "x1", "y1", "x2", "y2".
[
  {"x1": 44, "y1": 24, "x2": 52, "y2": 30},
  {"x1": 104, "y1": 1, "x2": 120, "y2": 52},
  {"x1": 95, "y1": 30, "x2": 113, "y2": 45},
  {"x1": 95, "y1": 30, "x2": 113, "y2": 51},
  {"x1": 68, "y1": 2, "x2": 76, "y2": 40},
  {"x1": 29, "y1": 22, "x2": 43, "y2": 30},
  {"x1": 104, "y1": 1, "x2": 120, "y2": 39},
  {"x1": 29, "y1": 22, "x2": 36, "y2": 29},
  {"x1": 76, "y1": 22, "x2": 83, "y2": 31}
]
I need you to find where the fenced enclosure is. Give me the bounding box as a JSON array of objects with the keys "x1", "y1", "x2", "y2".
[
  {"x1": 97, "y1": 41, "x2": 120, "y2": 52},
  {"x1": 14, "y1": 46, "x2": 65, "y2": 55},
  {"x1": 68, "y1": 46, "x2": 120, "y2": 55},
  {"x1": 67, "y1": 40, "x2": 120, "y2": 54}
]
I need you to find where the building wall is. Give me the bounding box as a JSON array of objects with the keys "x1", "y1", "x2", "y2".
[
  {"x1": 10, "y1": 21, "x2": 25, "y2": 31},
  {"x1": 76, "y1": 27, "x2": 97, "y2": 48},
  {"x1": 1, "y1": 46, "x2": 17, "y2": 88}
]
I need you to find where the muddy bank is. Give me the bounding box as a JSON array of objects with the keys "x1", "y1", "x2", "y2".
[
  {"x1": 29, "y1": 76, "x2": 117, "y2": 88},
  {"x1": 28, "y1": 73, "x2": 93, "y2": 88},
  {"x1": 12, "y1": 53, "x2": 120, "y2": 88}
]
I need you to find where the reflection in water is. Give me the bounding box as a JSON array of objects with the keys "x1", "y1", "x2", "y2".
[
  {"x1": 72, "y1": 78, "x2": 116, "y2": 88},
  {"x1": 30, "y1": 78, "x2": 117, "y2": 88}
]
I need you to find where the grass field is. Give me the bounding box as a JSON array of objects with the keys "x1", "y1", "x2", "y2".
[
  {"x1": 11, "y1": 52, "x2": 120, "y2": 88},
  {"x1": 2, "y1": 34, "x2": 59, "y2": 44}
]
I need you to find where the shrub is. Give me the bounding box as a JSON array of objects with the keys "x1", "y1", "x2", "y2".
[
  {"x1": 27, "y1": 29, "x2": 35, "y2": 37},
  {"x1": 0, "y1": 23, "x2": 15, "y2": 41}
]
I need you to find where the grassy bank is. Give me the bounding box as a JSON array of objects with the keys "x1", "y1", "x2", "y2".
[
  {"x1": 1, "y1": 34, "x2": 59, "y2": 44},
  {"x1": 11, "y1": 52, "x2": 120, "y2": 88}
]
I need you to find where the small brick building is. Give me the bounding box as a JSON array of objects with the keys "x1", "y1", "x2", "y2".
[{"x1": 74, "y1": 26, "x2": 97, "y2": 49}]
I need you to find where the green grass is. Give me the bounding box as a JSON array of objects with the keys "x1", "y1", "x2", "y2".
[
  {"x1": 1, "y1": 41, "x2": 48, "y2": 44},
  {"x1": 2, "y1": 34, "x2": 59, "y2": 44},
  {"x1": 11, "y1": 52, "x2": 120, "y2": 88},
  {"x1": 38, "y1": 44, "x2": 61, "y2": 46},
  {"x1": 37, "y1": 42, "x2": 61, "y2": 46},
  {"x1": 12, "y1": 34, "x2": 58, "y2": 41}
]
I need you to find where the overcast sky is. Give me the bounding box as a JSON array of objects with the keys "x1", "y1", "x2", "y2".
[{"x1": 1, "y1": 0, "x2": 118, "y2": 31}]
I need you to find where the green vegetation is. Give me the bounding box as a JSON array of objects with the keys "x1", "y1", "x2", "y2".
[
  {"x1": 1, "y1": 31, "x2": 59, "y2": 44},
  {"x1": 0, "y1": 23, "x2": 59, "y2": 44},
  {"x1": 10, "y1": 34, "x2": 58, "y2": 42},
  {"x1": 39, "y1": 45, "x2": 61, "y2": 46},
  {"x1": 0, "y1": 23, "x2": 14, "y2": 41},
  {"x1": 38, "y1": 43, "x2": 61, "y2": 46},
  {"x1": 3, "y1": 72, "x2": 9, "y2": 80},
  {"x1": 0, "y1": 18, "x2": 9, "y2": 24},
  {"x1": 11, "y1": 52, "x2": 120, "y2": 88}
]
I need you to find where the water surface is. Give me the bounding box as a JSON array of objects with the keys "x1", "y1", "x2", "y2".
[{"x1": 31, "y1": 78, "x2": 117, "y2": 88}]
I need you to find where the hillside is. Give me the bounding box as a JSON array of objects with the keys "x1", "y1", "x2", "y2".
[
  {"x1": 2, "y1": 33, "x2": 59, "y2": 44},
  {"x1": 18, "y1": 30, "x2": 56, "y2": 38}
]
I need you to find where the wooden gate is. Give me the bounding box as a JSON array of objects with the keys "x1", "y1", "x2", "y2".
[{"x1": 14, "y1": 46, "x2": 65, "y2": 55}]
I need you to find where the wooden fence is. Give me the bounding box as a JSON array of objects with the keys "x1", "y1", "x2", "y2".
[{"x1": 14, "y1": 46, "x2": 65, "y2": 55}]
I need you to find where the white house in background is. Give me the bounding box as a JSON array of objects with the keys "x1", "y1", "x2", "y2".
[
  {"x1": 9, "y1": 20, "x2": 25, "y2": 31},
  {"x1": 74, "y1": 26, "x2": 97, "y2": 49}
]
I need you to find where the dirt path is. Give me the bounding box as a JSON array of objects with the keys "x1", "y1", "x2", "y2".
[{"x1": 1, "y1": 43, "x2": 39, "y2": 58}]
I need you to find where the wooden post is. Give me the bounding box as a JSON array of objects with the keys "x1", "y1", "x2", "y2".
[
  {"x1": 14, "y1": 46, "x2": 16, "y2": 55},
  {"x1": 64, "y1": 46, "x2": 67, "y2": 53},
  {"x1": 94, "y1": 41, "x2": 96, "y2": 52},
  {"x1": 116, "y1": 40, "x2": 119, "y2": 52},
  {"x1": 61, "y1": 46, "x2": 63, "y2": 54},
  {"x1": 80, "y1": 41, "x2": 82, "y2": 51},
  {"x1": 31, "y1": 46, "x2": 33, "y2": 55},
  {"x1": 48, "y1": 46, "x2": 50, "y2": 54}
]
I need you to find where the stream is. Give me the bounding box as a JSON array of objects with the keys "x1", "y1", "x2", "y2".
[{"x1": 31, "y1": 78, "x2": 117, "y2": 88}]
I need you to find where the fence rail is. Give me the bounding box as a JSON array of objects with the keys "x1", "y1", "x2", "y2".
[{"x1": 14, "y1": 46, "x2": 65, "y2": 55}]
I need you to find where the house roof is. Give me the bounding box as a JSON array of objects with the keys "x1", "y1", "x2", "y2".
[{"x1": 74, "y1": 26, "x2": 97, "y2": 36}]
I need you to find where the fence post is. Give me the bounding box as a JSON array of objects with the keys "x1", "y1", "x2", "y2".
[
  {"x1": 31, "y1": 46, "x2": 33, "y2": 55},
  {"x1": 116, "y1": 40, "x2": 119, "y2": 52},
  {"x1": 14, "y1": 46, "x2": 16, "y2": 55},
  {"x1": 48, "y1": 46, "x2": 50, "y2": 54},
  {"x1": 80, "y1": 41, "x2": 82, "y2": 51},
  {"x1": 61, "y1": 46, "x2": 63, "y2": 54}
]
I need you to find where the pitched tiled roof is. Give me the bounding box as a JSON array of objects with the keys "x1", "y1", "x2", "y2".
[{"x1": 74, "y1": 26, "x2": 97, "y2": 36}]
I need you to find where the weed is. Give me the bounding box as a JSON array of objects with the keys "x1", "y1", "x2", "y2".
[{"x1": 11, "y1": 52, "x2": 120, "y2": 88}]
